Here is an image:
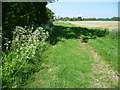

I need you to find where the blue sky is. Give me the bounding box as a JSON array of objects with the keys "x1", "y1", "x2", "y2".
[{"x1": 47, "y1": 1, "x2": 118, "y2": 18}]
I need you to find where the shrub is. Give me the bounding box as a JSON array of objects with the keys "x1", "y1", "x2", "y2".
[{"x1": 2, "y1": 26, "x2": 50, "y2": 88}]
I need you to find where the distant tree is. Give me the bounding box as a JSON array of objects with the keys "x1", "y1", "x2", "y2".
[
  {"x1": 78, "y1": 17, "x2": 82, "y2": 21},
  {"x1": 111, "y1": 17, "x2": 120, "y2": 21}
]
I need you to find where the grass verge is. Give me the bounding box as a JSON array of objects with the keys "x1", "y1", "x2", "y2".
[
  {"x1": 22, "y1": 21, "x2": 118, "y2": 88},
  {"x1": 88, "y1": 32, "x2": 118, "y2": 71},
  {"x1": 23, "y1": 39, "x2": 93, "y2": 88}
]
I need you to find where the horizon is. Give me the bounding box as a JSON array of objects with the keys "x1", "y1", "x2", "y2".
[{"x1": 47, "y1": 2, "x2": 118, "y2": 18}]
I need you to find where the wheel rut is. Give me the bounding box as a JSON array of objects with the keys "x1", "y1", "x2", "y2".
[{"x1": 78, "y1": 38, "x2": 119, "y2": 88}]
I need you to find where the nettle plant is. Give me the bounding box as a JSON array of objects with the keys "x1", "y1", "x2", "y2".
[{"x1": 2, "y1": 26, "x2": 50, "y2": 88}]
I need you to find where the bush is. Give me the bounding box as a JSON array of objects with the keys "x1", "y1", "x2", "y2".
[
  {"x1": 2, "y1": 26, "x2": 50, "y2": 88},
  {"x1": 2, "y1": 2, "x2": 50, "y2": 50}
]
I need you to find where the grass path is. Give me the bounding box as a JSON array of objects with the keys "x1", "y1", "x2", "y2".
[
  {"x1": 23, "y1": 39, "x2": 94, "y2": 88},
  {"x1": 22, "y1": 38, "x2": 118, "y2": 88},
  {"x1": 22, "y1": 22, "x2": 119, "y2": 88},
  {"x1": 78, "y1": 38, "x2": 118, "y2": 88}
]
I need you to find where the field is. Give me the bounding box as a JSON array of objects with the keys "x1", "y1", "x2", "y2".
[
  {"x1": 21, "y1": 21, "x2": 119, "y2": 88},
  {"x1": 69, "y1": 21, "x2": 118, "y2": 31},
  {"x1": 2, "y1": 2, "x2": 119, "y2": 89},
  {"x1": 2, "y1": 21, "x2": 119, "y2": 88}
]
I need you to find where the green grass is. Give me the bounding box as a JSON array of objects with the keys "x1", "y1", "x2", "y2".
[
  {"x1": 53, "y1": 21, "x2": 78, "y2": 27},
  {"x1": 88, "y1": 33, "x2": 118, "y2": 70},
  {"x1": 54, "y1": 21, "x2": 118, "y2": 71},
  {"x1": 22, "y1": 39, "x2": 93, "y2": 88},
  {"x1": 20, "y1": 22, "x2": 118, "y2": 88}
]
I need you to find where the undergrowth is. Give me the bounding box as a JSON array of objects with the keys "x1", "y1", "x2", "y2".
[{"x1": 2, "y1": 25, "x2": 51, "y2": 88}]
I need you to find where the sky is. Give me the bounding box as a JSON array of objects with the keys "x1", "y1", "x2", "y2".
[
  {"x1": 47, "y1": 1, "x2": 119, "y2": 18},
  {"x1": 57, "y1": 0, "x2": 119, "y2": 2}
]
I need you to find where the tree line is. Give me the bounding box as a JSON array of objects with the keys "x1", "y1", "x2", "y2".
[{"x1": 54, "y1": 16, "x2": 120, "y2": 21}]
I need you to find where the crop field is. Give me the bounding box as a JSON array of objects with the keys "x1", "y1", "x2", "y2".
[{"x1": 68, "y1": 21, "x2": 118, "y2": 31}]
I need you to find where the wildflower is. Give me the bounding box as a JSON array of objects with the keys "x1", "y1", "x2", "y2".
[
  {"x1": 26, "y1": 56, "x2": 29, "y2": 59},
  {"x1": 33, "y1": 51, "x2": 35, "y2": 55},
  {"x1": 8, "y1": 41, "x2": 11, "y2": 43},
  {"x1": 31, "y1": 55, "x2": 34, "y2": 57},
  {"x1": 21, "y1": 44, "x2": 24, "y2": 46},
  {"x1": 20, "y1": 47, "x2": 23, "y2": 50}
]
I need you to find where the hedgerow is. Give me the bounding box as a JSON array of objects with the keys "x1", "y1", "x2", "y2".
[{"x1": 2, "y1": 25, "x2": 51, "y2": 88}]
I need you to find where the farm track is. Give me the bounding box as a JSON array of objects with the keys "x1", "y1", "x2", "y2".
[
  {"x1": 23, "y1": 22, "x2": 119, "y2": 88},
  {"x1": 23, "y1": 38, "x2": 119, "y2": 88},
  {"x1": 78, "y1": 38, "x2": 119, "y2": 88}
]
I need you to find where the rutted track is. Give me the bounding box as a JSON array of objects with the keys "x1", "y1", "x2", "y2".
[{"x1": 78, "y1": 38, "x2": 119, "y2": 88}]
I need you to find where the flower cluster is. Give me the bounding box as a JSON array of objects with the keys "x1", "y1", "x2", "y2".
[{"x1": 2, "y1": 25, "x2": 50, "y2": 88}]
